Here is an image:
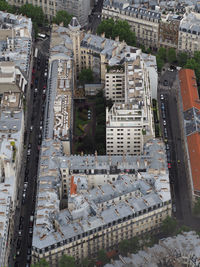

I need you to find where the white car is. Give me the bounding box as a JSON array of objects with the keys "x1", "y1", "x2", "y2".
[
  {"x1": 160, "y1": 94, "x2": 164, "y2": 100},
  {"x1": 163, "y1": 120, "x2": 166, "y2": 126}
]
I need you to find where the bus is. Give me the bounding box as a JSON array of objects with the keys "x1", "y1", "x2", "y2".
[
  {"x1": 37, "y1": 33, "x2": 46, "y2": 39},
  {"x1": 34, "y1": 48, "x2": 38, "y2": 58}
]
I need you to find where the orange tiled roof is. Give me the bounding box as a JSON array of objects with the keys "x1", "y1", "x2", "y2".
[
  {"x1": 179, "y1": 69, "x2": 200, "y2": 111},
  {"x1": 187, "y1": 133, "x2": 200, "y2": 192},
  {"x1": 70, "y1": 176, "x2": 77, "y2": 195}
]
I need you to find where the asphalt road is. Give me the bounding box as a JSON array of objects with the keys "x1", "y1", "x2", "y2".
[
  {"x1": 86, "y1": 0, "x2": 104, "y2": 33},
  {"x1": 9, "y1": 38, "x2": 50, "y2": 267},
  {"x1": 158, "y1": 69, "x2": 200, "y2": 230}
]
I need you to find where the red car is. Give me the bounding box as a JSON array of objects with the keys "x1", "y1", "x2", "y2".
[{"x1": 168, "y1": 163, "x2": 171, "y2": 169}]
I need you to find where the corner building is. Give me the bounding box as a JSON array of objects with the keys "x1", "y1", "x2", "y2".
[{"x1": 32, "y1": 139, "x2": 171, "y2": 265}]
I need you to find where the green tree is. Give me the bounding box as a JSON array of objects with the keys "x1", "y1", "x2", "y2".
[
  {"x1": 167, "y1": 48, "x2": 176, "y2": 64},
  {"x1": 97, "y1": 18, "x2": 136, "y2": 46},
  {"x1": 161, "y1": 216, "x2": 177, "y2": 236},
  {"x1": 156, "y1": 55, "x2": 164, "y2": 72},
  {"x1": 185, "y1": 58, "x2": 200, "y2": 82},
  {"x1": 129, "y1": 236, "x2": 140, "y2": 253},
  {"x1": 112, "y1": 20, "x2": 136, "y2": 46},
  {"x1": 19, "y1": 4, "x2": 44, "y2": 26},
  {"x1": 146, "y1": 47, "x2": 152, "y2": 54},
  {"x1": 52, "y1": 10, "x2": 73, "y2": 27},
  {"x1": 80, "y1": 257, "x2": 95, "y2": 267},
  {"x1": 59, "y1": 255, "x2": 77, "y2": 267},
  {"x1": 31, "y1": 259, "x2": 49, "y2": 267},
  {"x1": 177, "y1": 52, "x2": 188, "y2": 67},
  {"x1": 176, "y1": 225, "x2": 191, "y2": 234},
  {"x1": 0, "y1": 0, "x2": 15, "y2": 13},
  {"x1": 97, "y1": 18, "x2": 115, "y2": 38},
  {"x1": 119, "y1": 239, "x2": 130, "y2": 255},
  {"x1": 158, "y1": 47, "x2": 167, "y2": 61},
  {"x1": 193, "y1": 198, "x2": 200, "y2": 215},
  {"x1": 79, "y1": 68, "x2": 94, "y2": 85},
  {"x1": 97, "y1": 249, "x2": 109, "y2": 265}
]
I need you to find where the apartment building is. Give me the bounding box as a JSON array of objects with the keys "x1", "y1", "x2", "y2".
[
  {"x1": 104, "y1": 231, "x2": 200, "y2": 267},
  {"x1": 0, "y1": 12, "x2": 32, "y2": 266},
  {"x1": 8, "y1": 0, "x2": 92, "y2": 25},
  {"x1": 178, "y1": 11, "x2": 200, "y2": 54},
  {"x1": 51, "y1": 18, "x2": 158, "y2": 88},
  {"x1": 178, "y1": 69, "x2": 200, "y2": 199},
  {"x1": 105, "y1": 67, "x2": 125, "y2": 103},
  {"x1": 106, "y1": 51, "x2": 154, "y2": 156},
  {"x1": 44, "y1": 32, "x2": 74, "y2": 155},
  {"x1": 0, "y1": 12, "x2": 32, "y2": 76},
  {"x1": 159, "y1": 14, "x2": 181, "y2": 49},
  {"x1": 0, "y1": 62, "x2": 28, "y2": 267},
  {"x1": 31, "y1": 138, "x2": 171, "y2": 266},
  {"x1": 102, "y1": 0, "x2": 161, "y2": 49}
]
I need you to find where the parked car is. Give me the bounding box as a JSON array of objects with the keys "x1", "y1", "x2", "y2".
[
  {"x1": 27, "y1": 149, "x2": 31, "y2": 156},
  {"x1": 18, "y1": 230, "x2": 22, "y2": 236},
  {"x1": 160, "y1": 94, "x2": 164, "y2": 100},
  {"x1": 162, "y1": 111, "x2": 166, "y2": 119},
  {"x1": 163, "y1": 120, "x2": 166, "y2": 126},
  {"x1": 163, "y1": 80, "x2": 168, "y2": 86},
  {"x1": 29, "y1": 227, "x2": 33, "y2": 235}
]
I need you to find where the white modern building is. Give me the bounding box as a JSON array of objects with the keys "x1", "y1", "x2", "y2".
[{"x1": 106, "y1": 50, "x2": 155, "y2": 156}]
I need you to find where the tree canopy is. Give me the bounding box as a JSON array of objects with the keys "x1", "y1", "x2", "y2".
[
  {"x1": 167, "y1": 48, "x2": 176, "y2": 64},
  {"x1": 79, "y1": 68, "x2": 94, "y2": 85},
  {"x1": 161, "y1": 216, "x2": 177, "y2": 236},
  {"x1": 19, "y1": 4, "x2": 44, "y2": 26},
  {"x1": 58, "y1": 255, "x2": 77, "y2": 267},
  {"x1": 52, "y1": 10, "x2": 73, "y2": 27},
  {"x1": 0, "y1": 0, "x2": 15, "y2": 13},
  {"x1": 31, "y1": 259, "x2": 49, "y2": 267},
  {"x1": 97, "y1": 249, "x2": 109, "y2": 265},
  {"x1": 184, "y1": 51, "x2": 200, "y2": 84},
  {"x1": 177, "y1": 52, "x2": 188, "y2": 67},
  {"x1": 157, "y1": 47, "x2": 167, "y2": 61},
  {"x1": 97, "y1": 18, "x2": 136, "y2": 46}
]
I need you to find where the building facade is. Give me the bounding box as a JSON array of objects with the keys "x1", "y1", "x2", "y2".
[
  {"x1": 31, "y1": 138, "x2": 171, "y2": 266},
  {"x1": 105, "y1": 67, "x2": 125, "y2": 103},
  {"x1": 159, "y1": 14, "x2": 181, "y2": 49},
  {"x1": 178, "y1": 11, "x2": 200, "y2": 54},
  {"x1": 8, "y1": 0, "x2": 92, "y2": 25},
  {"x1": 0, "y1": 63, "x2": 27, "y2": 267},
  {"x1": 106, "y1": 51, "x2": 154, "y2": 156},
  {"x1": 0, "y1": 12, "x2": 32, "y2": 266},
  {"x1": 102, "y1": 0, "x2": 161, "y2": 49}
]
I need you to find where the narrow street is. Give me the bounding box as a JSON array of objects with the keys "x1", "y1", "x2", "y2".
[
  {"x1": 9, "y1": 38, "x2": 50, "y2": 267},
  {"x1": 158, "y1": 69, "x2": 200, "y2": 230}
]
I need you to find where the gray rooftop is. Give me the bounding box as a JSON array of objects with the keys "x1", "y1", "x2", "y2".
[{"x1": 32, "y1": 138, "x2": 171, "y2": 250}]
